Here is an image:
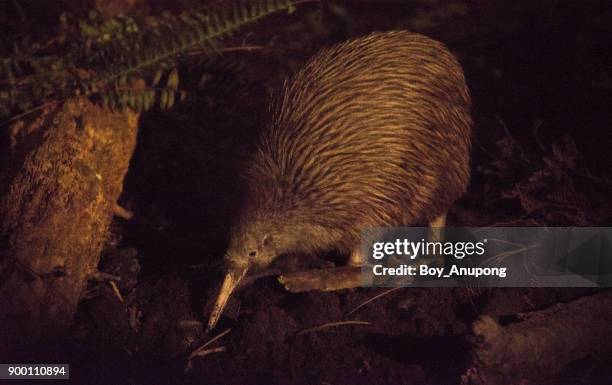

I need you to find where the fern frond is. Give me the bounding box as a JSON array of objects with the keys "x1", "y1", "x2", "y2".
[
  {"x1": 1, "y1": 0, "x2": 299, "y2": 122},
  {"x1": 91, "y1": 0, "x2": 296, "y2": 91}
]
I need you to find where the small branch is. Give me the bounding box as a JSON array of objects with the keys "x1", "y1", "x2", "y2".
[
  {"x1": 185, "y1": 346, "x2": 226, "y2": 372},
  {"x1": 192, "y1": 346, "x2": 226, "y2": 357},
  {"x1": 113, "y1": 203, "x2": 134, "y2": 220},
  {"x1": 194, "y1": 328, "x2": 231, "y2": 355},
  {"x1": 278, "y1": 266, "x2": 362, "y2": 293},
  {"x1": 185, "y1": 328, "x2": 231, "y2": 371},
  {"x1": 109, "y1": 281, "x2": 124, "y2": 303},
  {"x1": 345, "y1": 287, "x2": 401, "y2": 316}
]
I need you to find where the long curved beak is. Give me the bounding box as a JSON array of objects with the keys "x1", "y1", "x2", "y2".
[{"x1": 207, "y1": 266, "x2": 248, "y2": 332}]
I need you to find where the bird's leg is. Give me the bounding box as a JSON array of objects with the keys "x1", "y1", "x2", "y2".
[
  {"x1": 427, "y1": 213, "x2": 447, "y2": 267},
  {"x1": 347, "y1": 247, "x2": 362, "y2": 267},
  {"x1": 427, "y1": 213, "x2": 446, "y2": 242}
]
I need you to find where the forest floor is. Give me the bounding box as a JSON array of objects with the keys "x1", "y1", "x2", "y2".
[{"x1": 18, "y1": 1, "x2": 612, "y2": 384}]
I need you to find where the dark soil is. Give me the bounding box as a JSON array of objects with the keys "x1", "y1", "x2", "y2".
[{"x1": 5, "y1": 1, "x2": 612, "y2": 384}]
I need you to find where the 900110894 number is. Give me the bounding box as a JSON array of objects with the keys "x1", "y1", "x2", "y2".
[{"x1": 0, "y1": 364, "x2": 69, "y2": 379}]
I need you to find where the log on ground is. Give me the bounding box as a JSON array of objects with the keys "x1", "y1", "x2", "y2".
[
  {"x1": 0, "y1": 98, "x2": 138, "y2": 358},
  {"x1": 462, "y1": 290, "x2": 612, "y2": 385}
]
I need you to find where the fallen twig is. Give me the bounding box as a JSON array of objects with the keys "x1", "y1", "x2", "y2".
[
  {"x1": 345, "y1": 287, "x2": 401, "y2": 316},
  {"x1": 109, "y1": 281, "x2": 124, "y2": 303},
  {"x1": 185, "y1": 328, "x2": 231, "y2": 371},
  {"x1": 295, "y1": 321, "x2": 370, "y2": 337},
  {"x1": 113, "y1": 203, "x2": 134, "y2": 220},
  {"x1": 279, "y1": 266, "x2": 362, "y2": 292},
  {"x1": 192, "y1": 346, "x2": 226, "y2": 358},
  {"x1": 195, "y1": 328, "x2": 231, "y2": 354},
  {"x1": 185, "y1": 346, "x2": 226, "y2": 371}
]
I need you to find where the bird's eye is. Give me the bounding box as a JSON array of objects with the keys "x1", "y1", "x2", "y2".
[{"x1": 248, "y1": 251, "x2": 257, "y2": 257}]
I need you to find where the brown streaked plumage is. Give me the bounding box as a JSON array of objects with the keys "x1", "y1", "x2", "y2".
[{"x1": 208, "y1": 31, "x2": 472, "y2": 330}]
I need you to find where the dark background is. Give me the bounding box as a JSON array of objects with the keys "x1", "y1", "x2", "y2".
[{"x1": 2, "y1": 1, "x2": 612, "y2": 384}]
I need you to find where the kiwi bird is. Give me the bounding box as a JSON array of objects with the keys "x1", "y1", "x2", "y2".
[{"x1": 207, "y1": 31, "x2": 472, "y2": 331}]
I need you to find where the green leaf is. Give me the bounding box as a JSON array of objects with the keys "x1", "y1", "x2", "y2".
[
  {"x1": 153, "y1": 70, "x2": 163, "y2": 86},
  {"x1": 167, "y1": 68, "x2": 179, "y2": 90},
  {"x1": 160, "y1": 89, "x2": 169, "y2": 110},
  {"x1": 167, "y1": 91, "x2": 175, "y2": 109}
]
